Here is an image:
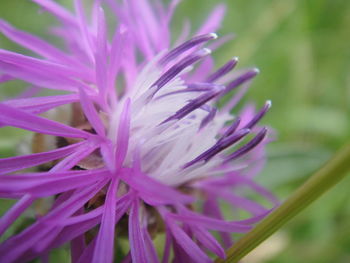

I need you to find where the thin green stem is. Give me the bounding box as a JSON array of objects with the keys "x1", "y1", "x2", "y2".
[{"x1": 216, "y1": 142, "x2": 350, "y2": 263}]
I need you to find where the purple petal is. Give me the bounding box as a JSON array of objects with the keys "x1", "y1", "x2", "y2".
[
  {"x1": 0, "y1": 169, "x2": 108, "y2": 197},
  {"x1": 0, "y1": 142, "x2": 85, "y2": 174},
  {"x1": 100, "y1": 141, "x2": 115, "y2": 172},
  {"x1": 0, "y1": 49, "x2": 93, "y2": 82},
  {"x1": 124, "y1": 0, "x2": 155, "y2": 59},
  {"x1": 203, "y1": 198, "x2": 232, "y2": 248},
  {"x1": 70, "y1": 208, "x2": 86, "y2": 263},
  {"x1": 34, "y1": 226, "x2": 63, "y2": 253},
  {"x1": 95, "y1": 7, "x2": 108, "y2": 100},
  {"x1": 15, "y1": 86, "x2": 42, "y2": 99},
  {"x1": 121, "y1": 34, "x2": 138, "y2": 89},
  {"x1": 0, "y1": 61, "x2": 91, "y2": 92},
  {"x1": 206, "y1": 173, "x2": 279, "y2": 206},
  {"x1": 78, "y1": 88, "x2": 105, "y2": 137},
  {"x1": 236, "y1": 210, "x2": 272, "y2": 225},
  {"x1": 50, "y1": 140, "x2": 100, "y2": 172},
  {"x1": 109, "y1": 25, "x2": 127, "y2": 99},
  {"x1": 172, "y1": 242, "x2": 193, "y2": 263},
  {"x1": 173, "y1": 19, "x2": 191, "y2": 47},
  {"x1": 0, "y1": 194, "x2": 34, "y2": 236},
  {"x1": 121, "y1": 168, "x2": 194, "y2": 205},
  {"x1": 196, "y1": 4, "x2": 226, "y2": 35},
  {"x1": 129, "y1": 198, "x2": 148, "y2": 263},
  {"x1": 0, "y1": 182, "x2": 105, "y2": 262},
  {"x1": 0, "y1": 74, "x2": 13, "y2": 83},
  {"x1": 77, "y1": 237, "x2": 96, "y2": 263},
  {"x1": 143, "y1": 226, "x2": 160, "y2": 263},
  {"x1": 0, "y1": 20, "x2": 89, "y2": 71},
  {"x1": 161, "y1": 227, "x2": 172, "y2": 263},
  {"x1": 71, "y1": 237, "x2": 85, "y2": 263},
  {"x1": 92, "y1": 179, "x2": 118, "y2": 263},
  {"x1": 10, "y1": 227, "x2": 57, "y2": 262},
  {"x1": 166, "y1": 218, "x2": 211, "y2": 263},
  {"x1": 2, "y1": 94, "x2": 79, "y2": 114},
  {"x1": 192, "y1": 226, "x2": 225, "y2": 259},
  {"x1": 57, "y1": 207, "x2": 103, "y2": 226},
  {"x1": 170, "y1": 210, "x2": 251, "y2": 233},
  {"x1": 115, "y1": 99, "x2": 131, "y2": 170},
  {"x1": 0, "y1": 103, "x2": 90, "y2": 138},
  {"x1": 31, "y1": 0, "x2": 77, "y2": 26},
  {"x1": 207, "y1": 187, "x2": 267, "y2": 215},
  {"x1": 51, "y1": 192, "x2": 132, "y2": 250},
  {"x1": 129, "y1": 0, "x2": 163, "y2": 51},
  {"x1": 74, "y1": 0, "x2": 95, "y2": 62},
  {"x1": 53, "y1": 218, "x2": 100, "y2": 253}
]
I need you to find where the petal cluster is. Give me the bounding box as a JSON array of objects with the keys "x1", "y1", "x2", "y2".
[{"x1": 0, "y1": 1, "x2": 277, "y2": 262}]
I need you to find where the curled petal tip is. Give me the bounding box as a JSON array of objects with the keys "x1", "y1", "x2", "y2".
[
  {"x1": 232, "y1": 56, "x2": 239, "y2": 62},
  {"x1": 202, "y1": 48, "x2": 212, "y2": 55},
  {"x1": 266, "y1": 100, "x2": 272, "y2": 108},
  {"x1": 209, "y1": 32, "x2": 218, "y2": 39}
]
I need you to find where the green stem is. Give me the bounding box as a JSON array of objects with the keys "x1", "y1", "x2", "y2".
[{"x1": 216, "y1": 142, "x2": 350, "y2": 263}]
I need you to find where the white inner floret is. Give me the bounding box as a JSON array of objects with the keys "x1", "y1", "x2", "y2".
[{"x1": 108, "y1": 57, "x2": 235, "y2": 186}]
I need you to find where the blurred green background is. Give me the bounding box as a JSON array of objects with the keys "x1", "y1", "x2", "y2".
[{"x1": 0, "y1": 0, "x2": 349, "y2": 262}]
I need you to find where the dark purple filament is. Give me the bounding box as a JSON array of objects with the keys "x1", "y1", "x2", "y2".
[
  {"x1": 206, "y1": 57, "x2": 239, "y2": 82},
  {"x1": 184, "y1": 128, "x2": 251, "y2": 168},
  {"x1": 224, "y1": 127, "x2": 267, "y2": 163}
]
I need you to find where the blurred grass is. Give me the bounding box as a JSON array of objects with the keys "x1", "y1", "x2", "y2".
[{"x1": 0, "y1": 0, "x2": 350, "y2": 262}]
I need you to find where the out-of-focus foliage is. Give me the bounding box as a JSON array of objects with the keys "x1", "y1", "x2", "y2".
[{"x1": 0, "y1": 0, "x2": 349, "y2": 262}]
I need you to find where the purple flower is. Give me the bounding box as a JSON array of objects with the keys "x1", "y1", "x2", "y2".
[{"x1": 0, "y1": 0, "x2": 277, "y2": 262}]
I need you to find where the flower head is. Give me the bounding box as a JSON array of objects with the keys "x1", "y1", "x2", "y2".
[{"x1": 0, "y1": 1, "x2": 277, "y2": 262}]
